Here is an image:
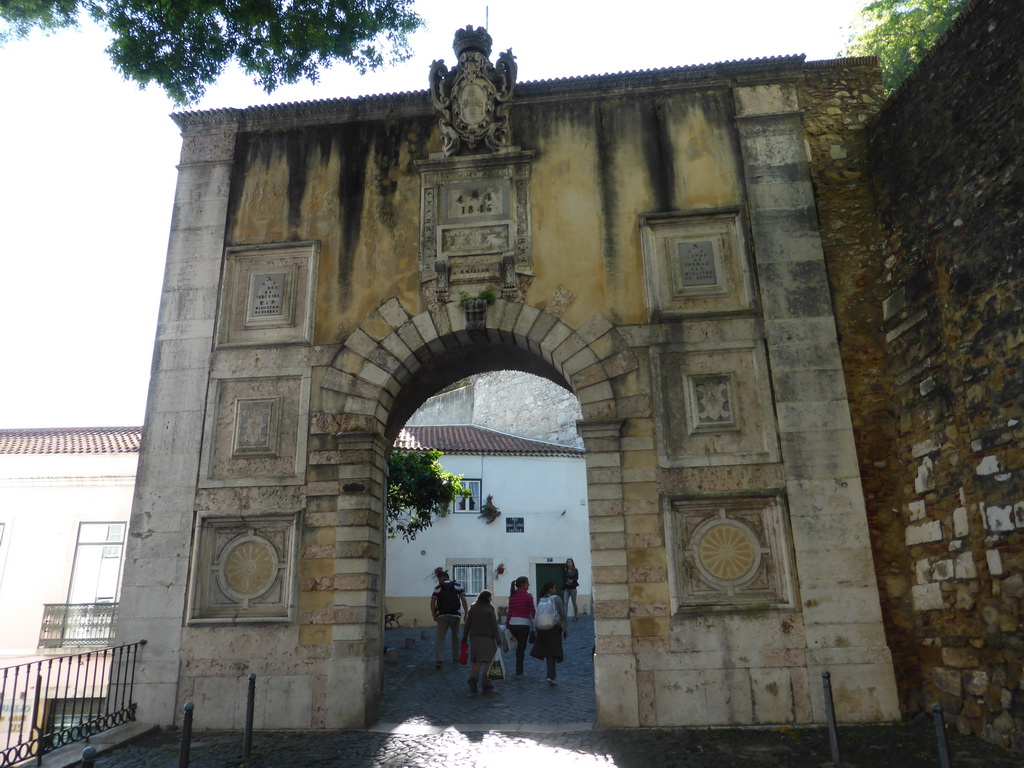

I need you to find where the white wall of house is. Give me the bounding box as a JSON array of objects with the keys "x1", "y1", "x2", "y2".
[
  {"x1": 384, "y1": 453, "x2": 591, "y2": 627},
  {"x1": 0, "y1": 452, "x2": 136, "y2": 659}
]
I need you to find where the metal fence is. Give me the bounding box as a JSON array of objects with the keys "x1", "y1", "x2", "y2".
[
  {"x1": 38, "y1": 603, "x2": 118, "y2": 649},
  {"x1": 0, "y1": 640, "x2": 144, "y2": 767}
]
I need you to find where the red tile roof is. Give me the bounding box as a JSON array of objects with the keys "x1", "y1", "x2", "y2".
[
  {"x1": 0, "y1": 427, "x2": 142, "y2": 455},
  {"x1": 395, "y1": 426, "x2": 583, "y2": 458}
]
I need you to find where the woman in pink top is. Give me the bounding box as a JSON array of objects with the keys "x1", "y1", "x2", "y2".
[{"x1": 505, "y1": 576, "x2": 535, "y2": 677}]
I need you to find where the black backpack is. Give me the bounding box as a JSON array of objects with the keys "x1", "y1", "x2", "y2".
[{"x1": 437, "y1": 581, "x2": 461, "y2": 614}]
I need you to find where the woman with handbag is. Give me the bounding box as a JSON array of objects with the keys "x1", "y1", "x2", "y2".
[
  {"x1": 505, "y1": 576, "x2": 535, "y2": 677},
  {"x1": 529, "y1": 581, "x2": 568, "y2": 685},
  {"x1": 461, "y1": 589, "x2": 501, "y2": 694}
]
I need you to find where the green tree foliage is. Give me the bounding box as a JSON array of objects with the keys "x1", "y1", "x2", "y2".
[
  {"x1": 387, "y1": 449, "x2": 469, "y2": 541},
  {"x1": 844, "y1": 0, "x2": 969, "y2": 91},
  {"x1": 0, "y1": 0, "x2": 421, "y2": 103}
]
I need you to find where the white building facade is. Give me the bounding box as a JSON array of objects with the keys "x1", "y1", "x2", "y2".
[
  {"x1": 385, "y1": 424, "x2": 589, "y2": 626},
  {"x1": 0, "y1": 428, "x2": 139, "y2": 659}
]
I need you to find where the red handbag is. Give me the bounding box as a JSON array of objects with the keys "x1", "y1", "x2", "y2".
[{"x1": 459, "y1": 641, "x2": 469, "y2": 665}]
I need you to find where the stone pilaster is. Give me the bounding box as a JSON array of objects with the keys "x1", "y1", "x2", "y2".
[
  {"x1": 325, "y1": 430, "x2": 389, "y2": 727},
  {"x1": 578, "y1": 418, "x2": 640, "y2": 726},
  {"x1": 735, "y1": 83, "x2": 899, "y2": 721},
  {"x1": 116, "y1": 118, "x2": 240, "y2": 726}
]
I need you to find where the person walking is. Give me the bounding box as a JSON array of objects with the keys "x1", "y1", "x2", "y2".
[
  {"x1": 462, "y1": 589, "x2": 501, "y2": 694},
  {"x1": 529, "y1": 581, "x2": 568, "y2": 684},
  {"x1": 430, "y1": 568, "x2": 469, "y2": 669},
  {"x1": 505, "y1": 576, "x2": 535, "y2": 677},
  {"x1": 562, "y1": 557, "x2": 580, "y2": 621}
]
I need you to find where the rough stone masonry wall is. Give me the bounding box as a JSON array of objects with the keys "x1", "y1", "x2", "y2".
[
  {"x1": 797, "y1": 57, "x2": 923, "y2": 708},
  {"x1": 868, "y1": 0, "x2": 1024, "y2": 750},
  {"x1": 471, "y1": 371, "x2": 585, "y2": 449}
]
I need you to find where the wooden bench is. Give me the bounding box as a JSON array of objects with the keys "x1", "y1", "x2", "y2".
[{"x1": 385, "y1": 611, "x2": 403, "y2": 628}]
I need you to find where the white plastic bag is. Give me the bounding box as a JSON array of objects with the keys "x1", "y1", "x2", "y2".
[
  {"x1": 504, "y1": 626, "x2": 518, "y2": 652},
  {"x1": 487, "y1": 648, "x2": 506, "y2": 680}
]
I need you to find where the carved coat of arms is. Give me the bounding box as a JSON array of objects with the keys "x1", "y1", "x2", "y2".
[{"x1": 429, "y1": 26, "x2": 518, "y2": 156}]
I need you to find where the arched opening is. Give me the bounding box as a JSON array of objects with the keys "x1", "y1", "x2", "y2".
[
  {"x1": 320, "y1": 300, "x2": 635, "y2": 727},
  {"x1": 384, "y1": 336, "x2": 573, "y2": 444},
  {"x1": 380, "y1": 365, "x2": 595, "y2": 724}
]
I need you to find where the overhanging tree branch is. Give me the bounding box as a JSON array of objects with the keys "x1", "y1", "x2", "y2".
[{"x1": 0, "y1": 0, "x2": 422, "y2": 103}]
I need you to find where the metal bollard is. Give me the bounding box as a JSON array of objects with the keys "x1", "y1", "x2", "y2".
[
  {"x1": 81, "y1": 746, "x2": 98, "y2": 768},
  {"x1": 932, "y1": 704, "x2": 952, "y2": 768},
  {"x1": 179, "y1": 701, "x2": 194, "y2": 768},
  {"x1": 822, "y1": 671, "x2": 841, "y2": 765},
  {"x1": 243, "y1": 673, "x2": 256, "y2": 761}
]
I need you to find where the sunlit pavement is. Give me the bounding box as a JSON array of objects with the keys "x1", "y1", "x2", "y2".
[{"x1": 76, "y1": 616, "x2": 1023, "y2": 766}]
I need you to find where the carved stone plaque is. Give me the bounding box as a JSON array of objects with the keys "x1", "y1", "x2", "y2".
[
  {"x1": 218, "y1": 242, "x2": 318, "y2": 346},
  {"x1": 678, "y1": 241, "x2": 718, "y2": 287},
  {"x1": 417, "y1": 154, "x2": 533, "y2": 304},
  {"x1": 669, "y1": 495, "x2": 796, "y2": 610},
  {"x1": 651, "y1": 345, "x2": 779, "y2": 467},
  {"x1": 246, "y1": 270, "x2": 293, "y2": 324},
  {"x1": 189, "y1": 513, "x2": 299, "y2": 623},
  {"x1": 640, "y1": 209, "x2": 754, "y2": 317},
  {"x1": 232, "y1": 397, "x2": 281, "y2": 457},
  {"x1": 200, "y1": 375, "x2": 309, "y2": 487},
  {"x1": 690, "y1": 375, "x2": 735, "y2": 430},
  {"x1": 447, "y1": 184, "x2": 504, "y2": 219}
]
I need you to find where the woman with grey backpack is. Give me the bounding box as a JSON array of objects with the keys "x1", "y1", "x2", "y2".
[{"x1": 529, "y1": 581, "x2": 568, "y2": 684}]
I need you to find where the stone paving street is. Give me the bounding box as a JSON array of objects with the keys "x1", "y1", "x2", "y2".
[{"x1": 80, "y1": 616, "x2": 1022, "y2": 768}]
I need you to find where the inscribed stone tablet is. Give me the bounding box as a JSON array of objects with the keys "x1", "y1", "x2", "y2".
[{"x1": 679, "y1": 241, "x2": 717, "y2": 286}]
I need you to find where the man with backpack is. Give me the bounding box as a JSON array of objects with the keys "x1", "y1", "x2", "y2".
[{"x1": 430, "y1": 568, "x2": 469, "y2": 669}]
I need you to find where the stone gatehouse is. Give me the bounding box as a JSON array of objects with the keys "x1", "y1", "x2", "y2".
[{"x1": 117, "y1": 0, "x2": 1023, "y2": 748}]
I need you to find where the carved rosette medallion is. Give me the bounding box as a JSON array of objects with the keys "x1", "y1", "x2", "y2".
[
  {"x1": 671, "y1": 496, "x2": 797, "y2": 610},
  {"x1": 693, "y1": 518, "x2": 761, "y2": 586},
  {"x1": 219, "y1": 535, "x2": 279, "y2": 599},
  {"x1": 430, "y1": 26, "x2": 517, "y2": 157},
  {"x1": 189, "y1": 515, "x2": 299, "y2": 623}
]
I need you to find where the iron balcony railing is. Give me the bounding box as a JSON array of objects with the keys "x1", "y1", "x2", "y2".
[
  {"x1": 38, "y1": 604, "x2": 118, "y2": 649},
  {"x1": 0, "y1": 641, "x2": 145, "y2": 767}
]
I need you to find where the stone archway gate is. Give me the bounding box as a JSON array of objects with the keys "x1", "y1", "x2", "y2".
[{"x1": 117, "y1": 30, "x2": 899, "y2": 730}]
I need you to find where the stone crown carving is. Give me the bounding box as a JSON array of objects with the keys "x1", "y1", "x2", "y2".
[{"x1": 430, "y1": 26, "x2": 518, "y2": 156}]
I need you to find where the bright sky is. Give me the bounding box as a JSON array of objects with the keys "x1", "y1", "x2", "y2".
[{"x1": 0, "y1": 0, "x2": 868, "y2": 429}]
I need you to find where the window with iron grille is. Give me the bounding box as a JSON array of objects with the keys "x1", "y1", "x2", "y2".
[{"x1": 451, "y1": 563, "x2": 487, "y2": 596}]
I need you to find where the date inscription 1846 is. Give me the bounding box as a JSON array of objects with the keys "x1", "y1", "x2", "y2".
[{"x1": 448, "y1": 186, "x2": 502, "y2": 218}]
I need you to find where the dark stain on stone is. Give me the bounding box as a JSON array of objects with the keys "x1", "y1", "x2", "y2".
[
  {"x1": 642, "y1": 100, "x2": 674, "y2": 212},
  {"x1": 336, "y1": 122, "x2": 370, "y2": 287},
  {"x1": 595, "y1": 101, "x2": 620, "y2": 280},
  {"x1": 286, "y1": 130, "x2": 307, "y2": 233},
  {"x1": 342, "y1": 483, "x2": 366, "y2": 493}
]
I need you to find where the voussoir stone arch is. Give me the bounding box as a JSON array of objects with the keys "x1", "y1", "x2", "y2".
[
  {"x1": 319, "y1": 295, "x2": 641, "y2": 441},
  {"x1": 308, "y1": 293, "x2": 641, "y2": 726}
]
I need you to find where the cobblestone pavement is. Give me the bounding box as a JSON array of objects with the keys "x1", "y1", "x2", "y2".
[
  {"x1": 377, "y1": 614, "x2": 597, "y2": 724},
  {"x1": 85, "y1": 617, "x2": 1022, "y2": 767}
]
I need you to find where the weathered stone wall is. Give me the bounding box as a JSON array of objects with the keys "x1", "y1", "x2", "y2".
[
  {"x1": 122, "y1": 52, "x2": 902, "y2": 731},
  {"x1": 867, "y1": 0, "x2": 1024, "y2": 749},
  {"x1": 469, "y1": 372, "x2": 584, "y2": 448},
  {"x1": 405, "y1": 371, "x2": 584, "y2": 448}
]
